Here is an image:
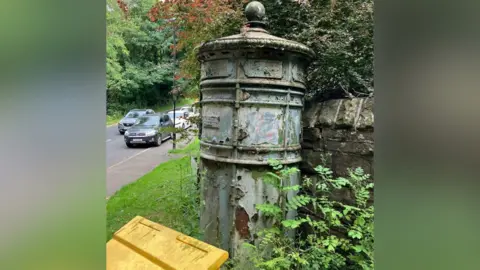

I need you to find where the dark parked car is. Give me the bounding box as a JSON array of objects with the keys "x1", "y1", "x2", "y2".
[
  {"x1": 123, "y1": 113, "x2": 173, "y2": 148},
  {"x1": 118, "y1": 109, "x2": 155, "y2": 134}
]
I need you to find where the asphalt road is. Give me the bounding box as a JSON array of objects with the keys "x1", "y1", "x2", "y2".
[
  {"x1": 106, "y1": 124, "x2": 188, "y2": 197},
  {"x1": 106, "y1": 125, "x2": 146, "y2": 168}
]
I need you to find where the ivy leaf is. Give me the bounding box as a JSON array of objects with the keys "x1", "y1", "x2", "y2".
[
  {"x1": 281, "y1": 218, "x2": 307, "y2": 229},
  {"x1": 256, "y1": 203, "x2": 281, "y2": 218},
  {"x1": 343, "y1": 205, "x2": 353, "y2": 216},
  {"x1": 314, "y1": 165, "x2": 333, "y2": 176},
  {"x1": 355, "y1": 216, "x2": 366, "y2": 227},
  {"x1": 286, "y1": 195, "x2": 311, "y2": 210},
  {"x1": 282, "y1": 185, "x2": 301, "y2": 191},
  {"x1": 354, "y1": 167, "x2": 364, "y2": 176},
  {"x1": 241, "y1": 242, "x2": 257, "y2": 250},
  {"x1": 322, "y1": 236, "x2": 340, "y2": 252},
  {"x1": 267, "y1": 158, "x2": 283, "y2": 170},
  {"x1": 264, "y1": 172, "x2": 281, "y2": 180},
  {"x1": 258, "y1": 256, "x2": 291, "y2": 270},
  {"x1": 332, "y1": 177, "x2": 350, "y2": 187},
  {"x1": 263, "y1": 172, "x2": 282, "y2": 187},
  {"x1": 330, "y1": 209, "x2": 343, "y2": 219},
  {"x1": 353, "y1": 245, "x2": 364, "y2": 253},
  {"x1": 348, "y1": 229, "x2": 363, "y2": 239},
  {"x1": 316, "y1": 182, "x2": 328, "y2": 191},
  {"x1": 290, "y1": 252, "x2": 308, "y2": 265}
]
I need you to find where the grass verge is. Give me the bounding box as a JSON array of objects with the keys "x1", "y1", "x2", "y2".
[
  {"x1": 106, "y1": 114, "x2": 122, "y2": 126},
  {"x1": 169, "y1": 137, "x2": 200, "y2": 155},
  {"x1": 106, "y1": 140, "x2": 201, "y2": 241},
  {"x1": 106, "y1": 98, "x2": 195, "y2": 126}
]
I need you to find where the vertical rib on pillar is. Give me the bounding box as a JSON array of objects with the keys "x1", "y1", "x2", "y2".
[{"x1": 196, "y1": 1, "x2": 314, "y2": 255}]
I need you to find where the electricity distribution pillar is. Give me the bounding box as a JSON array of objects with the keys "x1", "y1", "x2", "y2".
[{"x1": 196, "y1": 1, "x2": 314, "y2": 255}]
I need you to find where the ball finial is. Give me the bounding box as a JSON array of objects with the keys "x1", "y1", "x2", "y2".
[{"x1": 245, "y1": 1, "x2": 265, "y2": 22}]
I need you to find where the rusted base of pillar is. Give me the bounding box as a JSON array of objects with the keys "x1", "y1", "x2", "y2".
[{"x1": 200, "y1": 159, "x2": 300, "y2": 256}]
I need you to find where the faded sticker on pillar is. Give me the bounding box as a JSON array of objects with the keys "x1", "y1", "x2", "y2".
[
  {"x1": 244, "y1": 60, "x2": 283, "y2": 79},
  {"x1": 245, "y1": 110, "x2": 280, "y2": 145},
  {"x1": 292, "y1": 62, "x2": 306, "y2": 83},
  {"x1": 201, "y1": 59, "x2": 232, "y2": 79},
  {"x1": 204, "y1": 116, "x2": 220, "y2": 129},
  {"x1": 287, "y1": 109, "x2": 301, "y2": 145}
]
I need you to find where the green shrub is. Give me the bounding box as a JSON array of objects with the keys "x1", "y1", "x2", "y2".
[{"x1": 227, "y1": 160, "x2": 374, "y2": 270}]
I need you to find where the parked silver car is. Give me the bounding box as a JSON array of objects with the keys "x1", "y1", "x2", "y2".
[
  {"x1": 181, "y1": 105, "x2": 199, "y2": 120},
  {"x1": 168, "y1": 110, "x2": 189, "y2": 129},
  {"x1": 118, "y1": 109, "x2": 155, "y2": 134},
  {"x1": 124, "y1": 113, "x2": 174, "y2": 148}
]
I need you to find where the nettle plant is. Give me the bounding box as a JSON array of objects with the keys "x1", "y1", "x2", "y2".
[{"x1": 229, "y1": 159, "x2": 374, "y2": 270}]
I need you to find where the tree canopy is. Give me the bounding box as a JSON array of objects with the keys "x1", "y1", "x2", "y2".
[
  {"x1": 264, "y1": 0, "x2": 374, "y2": 100},
  {"x1": 107, "y1": 0, "x2": 176, "y2": 115},
  {"x1": 106, "y1": 0, "x2": 373, "y2": 114}
]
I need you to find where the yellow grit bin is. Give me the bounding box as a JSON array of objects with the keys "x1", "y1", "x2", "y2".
[{"x1": 107, "y1": 216, "x2": 229, "y2": 270}]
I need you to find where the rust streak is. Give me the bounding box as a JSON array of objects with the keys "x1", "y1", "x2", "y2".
[{"x1": 235, "y1": 207, "x2": 250, "y2": 239}]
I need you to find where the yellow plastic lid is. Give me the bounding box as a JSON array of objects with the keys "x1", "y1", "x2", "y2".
[{"x1": 107, "y1": 216, "x2": 228, "y2": 270}]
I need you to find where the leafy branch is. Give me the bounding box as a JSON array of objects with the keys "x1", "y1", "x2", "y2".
[{"x1": 228, "y1": 159, "x2": 374, "y2": 270}]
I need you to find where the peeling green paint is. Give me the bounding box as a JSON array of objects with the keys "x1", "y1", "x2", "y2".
[{"x1": 251, "y1": 169, "x2": 266, "y2": 181}]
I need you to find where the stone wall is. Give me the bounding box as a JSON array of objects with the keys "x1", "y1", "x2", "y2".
[{"x1": 301, "y1": 97, "x2": 374, "y2": 178}]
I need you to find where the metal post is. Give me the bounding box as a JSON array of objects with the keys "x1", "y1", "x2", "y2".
[
  {"x1": 171, "y1": 22, "x2": 177, "y2": 149},
  {"x1": 172, "y1": 97, "x2": 176, "y2": 149}
]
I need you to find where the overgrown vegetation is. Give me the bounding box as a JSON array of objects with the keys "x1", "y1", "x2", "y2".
[
  {"x1": 152, "y1": 0, "x2": 374, "y2": 100},
  {"x1": 107, "y1": 0, "x2": 373, "y2": 113},
  {"x1": 264, "y1": 0, "x2": 374, "y2": 100},
  {"x1": 147, "y1": 0, "x2": 247, "y2": 96},
  {"x1": 169, "y1": 137, "x2": 200, "y2": 155},
  {"x1": 227, "y1": 160, "x2": 374, "y2": 270},
  {"x1": 107, "y1": 0, "x2": 180, "y2": 116},
  {"x1": 106, "y1": 152, "x2": 201, "y2": 241}
]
